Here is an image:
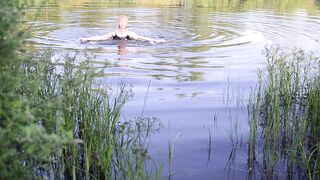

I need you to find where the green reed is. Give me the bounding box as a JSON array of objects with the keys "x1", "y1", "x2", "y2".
[
  {"x1": 168, "y1": 131, "x2": 180, "y2": 180},
  {"x1": 1, "y1": 1, "x2": 161, "y2": 179},
  {"x1": 248, "y1": 46, "x2": 320, "y2": 179},
  {"x1": 7, "y1": 49, "x2": 161, "y2": 179},
  {"x1": 30, "y1": 51, "x2": 162, "y2": 179}
]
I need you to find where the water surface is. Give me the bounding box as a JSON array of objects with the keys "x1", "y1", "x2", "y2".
[{"x1": 27, "y1": 1, "x2": 320, "y2": 179}]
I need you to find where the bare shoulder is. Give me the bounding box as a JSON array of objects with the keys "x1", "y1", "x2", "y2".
[
  {"x1": 128, "y1": 31, "x2": 138, "y2": 38},
  {"x1": 101, "y1": 31, "x2": 115, "y2": 39},
  {"x1": 106, "y1": 31, "x2": 116, "y2": 36}
]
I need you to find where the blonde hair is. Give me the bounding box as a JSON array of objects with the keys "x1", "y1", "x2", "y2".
[{"x1": 118, "y1": 15, "x2": 128, "y2": 23}]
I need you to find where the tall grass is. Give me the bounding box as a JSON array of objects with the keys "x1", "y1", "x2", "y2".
[
  {"x1": 248, "y1": 46, "x2": 320, "y2": 179},
  {"x1": 0, "y1": 1, "x2": 160, "y2": 179}
]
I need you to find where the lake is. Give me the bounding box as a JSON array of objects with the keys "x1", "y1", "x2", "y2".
[{"x1": 26, "y1": 0, "x2": 320, "y2": 179}]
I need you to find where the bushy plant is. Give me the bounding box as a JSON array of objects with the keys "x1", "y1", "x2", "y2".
[{"x1": 0, "y1": 0, "x2": 72, "y2": 179}]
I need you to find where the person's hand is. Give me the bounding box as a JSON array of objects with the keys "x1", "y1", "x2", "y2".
[
  {"x1": 79, "y1": 38, "x2": 88, "y2": 43},
  {"x1": 149, "y1": 40, "x2": 156, "y2": 45},
  {"x1": 149, "y1": 39, "x2": 166, "y2": 44},
  {"x1": 155, "y1": 39, "x2": 166, "y2": 43}
]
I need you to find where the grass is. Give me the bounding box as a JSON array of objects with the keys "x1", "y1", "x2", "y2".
[
  {"x1": 168, "y1": 131, "x2": 180, "y2": 180},
  {"x1": 14, "y1": 49, "x2": 161, "y2": 179},
  {"x1": 248, "y1": 46, "x2": 320, "y2": 179},
  {"x1": 0, "y1": 1, "x2": 161, "y2": 179}
]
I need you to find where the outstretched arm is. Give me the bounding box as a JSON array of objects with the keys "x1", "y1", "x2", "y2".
[
  {"x1": 79, "y1": 32, "x2": 115, "y2": 42},
  {"x1": 129, "y1": 32, "x2": 165, "y2": 44}
]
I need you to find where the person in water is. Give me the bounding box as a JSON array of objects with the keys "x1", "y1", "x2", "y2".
[{"x1": 79, "y1": 15, "x2": 165, "y2": 44}]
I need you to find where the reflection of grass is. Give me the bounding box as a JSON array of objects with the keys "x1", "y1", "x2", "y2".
[
  {"x1": 206, "y1": 127, "x2": 213, "y2": 167},
  {"x1": 227, "y1": 117, "x2": 241, "y2": 148},
  {"x1": 27, "y1": 0, "x2": 319, "y2": 13},
  {"x1": 224, "y1": 77, "x2": 247, "y2": 176},
  {"x1": 248, "y1": 47, "x2": 320, "y2": 179}
]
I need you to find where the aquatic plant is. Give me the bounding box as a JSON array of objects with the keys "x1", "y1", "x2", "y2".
[
  {"x1": 168, "y1": 132, "x2": 180, "y2": 180},
  {"x1": 248, "y1": 46, "x2": 320, "y2": 179},
  {"x1": 0, "y1": 1, "x2": 161, "y2": 179}
]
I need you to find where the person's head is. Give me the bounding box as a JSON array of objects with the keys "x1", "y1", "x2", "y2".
[{"x1": 118, "y1": 15, "x2": 128, "y2": 30}]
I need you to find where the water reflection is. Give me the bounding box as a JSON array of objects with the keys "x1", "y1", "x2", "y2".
[
  {"x1": 25, "y1": 1, "x2": 320, "y2": 179},
  {"x1": 117, "y1": 40, "x2": 129, "y2": 55},
  {"x1": 26, "y1": 0, "x2": 320, "y2": 14}
]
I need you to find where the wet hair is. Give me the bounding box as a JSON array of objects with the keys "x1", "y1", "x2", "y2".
[{"x1": 118, "y1": 15, "x2": 128, "y2": 23}]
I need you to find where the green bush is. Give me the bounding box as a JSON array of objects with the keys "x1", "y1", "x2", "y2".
[{"x1": 0, "y1": 1, "x2": 72, "y2": 178}]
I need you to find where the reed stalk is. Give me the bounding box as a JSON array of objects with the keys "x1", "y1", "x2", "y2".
[{"x1": 248, "y1": 47, "x2": 320, "y2": 179}]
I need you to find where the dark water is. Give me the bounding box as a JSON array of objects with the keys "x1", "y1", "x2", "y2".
[{"x1": 26, "y1": 1, "x2": 320, "y2": 179}]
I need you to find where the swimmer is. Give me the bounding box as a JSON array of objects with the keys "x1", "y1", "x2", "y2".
[{"x1": 79, "y1": 15, "x2": 165, "y2": 44}]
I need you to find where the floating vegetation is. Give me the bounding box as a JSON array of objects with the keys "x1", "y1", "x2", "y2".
[{"x1": 248, "y1": 47, "x2": 320, "y2": 179}]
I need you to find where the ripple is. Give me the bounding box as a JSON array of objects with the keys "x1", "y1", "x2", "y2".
[
  {"x1": 24, "y1": 4, "x2": 320, "y2": 179},
  {"x1": 26, "y1": 7, "x2": 320, "y2": 82}
]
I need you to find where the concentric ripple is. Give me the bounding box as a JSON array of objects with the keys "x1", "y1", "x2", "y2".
[
  {"x1": 25, "y1": 3, "x2": 320, "y2": 179},
  {"x1": 28, "y1": 7, "x2": 320, "y2": 82}
]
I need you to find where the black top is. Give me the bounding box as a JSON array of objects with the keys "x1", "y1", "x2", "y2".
[{"x1": 113, "y1": 34, "x2": 132, "y2": 40}]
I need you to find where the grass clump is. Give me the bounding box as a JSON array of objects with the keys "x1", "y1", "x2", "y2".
[
  {"x1": 0, "y1": 1, "x2": 160, "y2": 179},
  {"x1": 248, "y1": 46, "x2": 320, "y2": 179}
]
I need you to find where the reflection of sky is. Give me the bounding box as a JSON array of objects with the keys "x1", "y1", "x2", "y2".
[
  {"x1": 240, "y1": 11, "x2": 320, "y2": 52},
  {"x1": 27, "y1": 7, "x2": 320, "y2": 98},
  {"x1": 26, "y1": 4, "x2": 320, "y2": 179},
  {"x1": 26, "y1": 8, "x2": 320, "y2": 105}
]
